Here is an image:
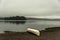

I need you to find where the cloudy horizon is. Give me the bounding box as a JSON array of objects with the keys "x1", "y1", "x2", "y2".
[{"x1": 0, "y1": 0, "x2": 60, "y2": 17}]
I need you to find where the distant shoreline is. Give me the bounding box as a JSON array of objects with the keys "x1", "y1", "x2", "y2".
[{"x1": 0, "y1": 20, "x2": 60, "y2": 21}]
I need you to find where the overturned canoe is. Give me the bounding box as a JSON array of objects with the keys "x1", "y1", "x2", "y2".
[{"x1": 27, "y1": 28, "x2": 40, "y2": 36}]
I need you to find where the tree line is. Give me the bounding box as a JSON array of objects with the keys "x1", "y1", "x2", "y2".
[{"x1": 0, "y1": 16, "x2": 27, "y2": 20}]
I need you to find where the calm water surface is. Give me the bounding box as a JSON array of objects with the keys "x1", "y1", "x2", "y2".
[{"x1": 0, "y1": 20, "x2": 60, "y2": 33}]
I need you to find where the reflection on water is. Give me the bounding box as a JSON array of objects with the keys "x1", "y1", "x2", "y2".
[
  {"x1": 0, "y1": 20, "x2": 26, "y2": 24},
  {"x1": 4, "y1": 21, "x2": 26, "y2": 24},
  {"x1": 0, "y1": 20, "x2": 60, "y2": 33}
]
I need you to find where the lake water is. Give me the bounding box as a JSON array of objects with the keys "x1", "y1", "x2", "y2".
[{"x1": 0, "y1": 20, "x2": 60, "y2": 33}]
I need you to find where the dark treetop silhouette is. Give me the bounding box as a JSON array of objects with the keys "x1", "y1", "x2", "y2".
[
  {"x1": 0, "y1": 16, "x2": 27, "y2": 20},
  {"x1": 0, "y1": 16, "x2": 27, "y2": 24}
]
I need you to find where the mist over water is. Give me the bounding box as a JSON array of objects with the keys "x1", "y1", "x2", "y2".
[{"x1": 0, "y1": 20, "x2": 60, "y2": 33}]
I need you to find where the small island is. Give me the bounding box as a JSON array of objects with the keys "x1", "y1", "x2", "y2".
[{"x1": 0, "y1": 16, "x2": 27, "y2": 20}]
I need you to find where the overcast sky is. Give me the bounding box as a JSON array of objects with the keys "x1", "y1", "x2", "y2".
[{"x1": 0, "y1": 0, "x2": 60, "y2": 17}]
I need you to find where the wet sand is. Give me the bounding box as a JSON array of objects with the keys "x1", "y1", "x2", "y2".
[{"x1": 0, "y1": 27, "x2": 60, "y2": 40}]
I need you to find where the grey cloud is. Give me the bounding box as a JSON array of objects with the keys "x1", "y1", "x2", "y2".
[{"x1": 0, "y1": 0, "x2": 60, "y2": 17}]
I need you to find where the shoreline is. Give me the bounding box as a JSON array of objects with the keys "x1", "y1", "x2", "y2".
[{"x1": 0, "y1": 27, "x2": 60, "y2": 40}]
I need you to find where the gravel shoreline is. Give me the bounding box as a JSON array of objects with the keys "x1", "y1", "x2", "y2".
[{"x1": 0, "y1": 27, "x2": 60, "y2": 40}]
